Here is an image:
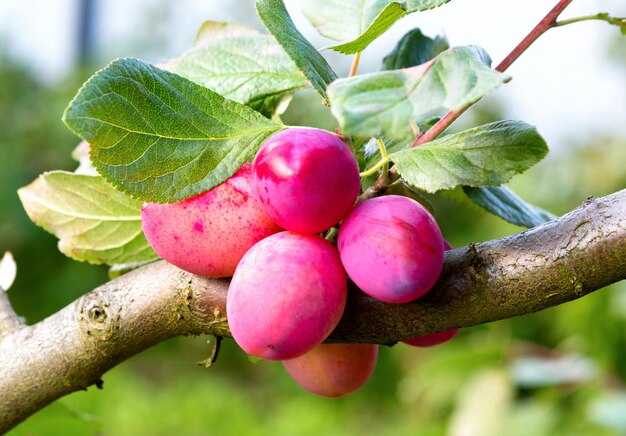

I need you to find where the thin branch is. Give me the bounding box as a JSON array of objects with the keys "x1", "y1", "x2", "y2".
[
  {"x1": 555, "y1": 13, "x2": 626, "y2": 32},
  {"x1": 410, "y1": 0, "x2": 574, "y2": 149},
  {"x1": 1, "y1": 189, "x2": 625, "y2": 432},
  {"x1": 356, "y1": 0, "x2": 577, "y2": 199},
  {"x1": 496, "y1": 0, "x2": 574, "y2": 71}
]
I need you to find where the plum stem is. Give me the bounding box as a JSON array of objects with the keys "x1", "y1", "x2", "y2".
[
  {"x1": 324, "y1": 226, "x2": 339, "y2": 243},
  {"x1": 359, "y1": 138, "x2": 390, "y2": 178}
]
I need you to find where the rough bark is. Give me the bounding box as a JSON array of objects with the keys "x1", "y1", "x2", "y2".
[{"x1": 1, "y1": 189, "x2": 625, "y2": 432}]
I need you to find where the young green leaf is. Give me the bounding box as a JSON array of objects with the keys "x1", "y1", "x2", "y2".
[
  {"x1": 391, "y1": 120, "x2": 548, "y2": 193},
  {"x1": 464, "y1": 186, "x2": 557, "y2": 228},
  {"x1": 63, "y1": 58, "x2": 283, "y2": 203},
  {"x1": 382, "y1": 28, "x2": 449, "y2": 70},
  {"x1": 256, "y1": 0, "x2": 337, "y2": 99},
  {"x1": 165, "y1": 21, "x2": 309, "y2": 118},
  {"x1": 302, "y1": 0, "x2": 453, "y2": 54},
  {"x1": 18, "y1": 172, "x2": 159, "y2": 265},
  {"x1": 328, "y1": 46, "x2": 508, "y2": 140}
]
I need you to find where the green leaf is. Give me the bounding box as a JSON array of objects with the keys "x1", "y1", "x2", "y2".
[
  {"x1": 302, "y1": 0, "x2": 453, "y2": 54},
  {"x1": 320, "y1": 2, "x2": 407, "y2": 54},
  {"x1": 256, "y1": 0, "x2": 337, "y2": 100},
  {"x1": 382, "y1": 28, "x2": 449, "y2": 70},
  {"x1": 391, "y1": 120, "x2": 549, "y2": 193},
  {"x1": 63, "y1": 58, "x2": 283, "y2": 203},
  {"x1": 165, "y1": 21, "x2": 309, "y2": 118},
  {"x1": 328, "y1": 46, "x2": 508, "y2": 140},
  {"x1": 18, "y1": 171, "x2": 159, "y2": 265},
  {"x1": 464, "y1": 185, "x2": 556, "y2": 228}
]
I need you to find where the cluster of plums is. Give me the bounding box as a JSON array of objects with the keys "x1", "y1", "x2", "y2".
[{"x1": 141, "y1": 127, "x2": 458, "y2": 397}]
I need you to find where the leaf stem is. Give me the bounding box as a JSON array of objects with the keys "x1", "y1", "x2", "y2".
[
  {"x1": 555, "y1": 13, "x2": 626, "y2": 30},
  {"x1": 349, "y1": 52, "x2": 362, "y2": 77}
]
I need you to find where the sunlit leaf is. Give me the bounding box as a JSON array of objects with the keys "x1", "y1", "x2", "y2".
[
  {"x1": 303, "y1": 0, "x2": 453, "y2": 54},
  {"x1": 392, "y1": 121, "x2": 548, "y2": 193},
  {"x1": 63, "y1": 58, "x2": 283, "y2": 203},
  {"x1": 165, "y1": 21, "x2": 308, "y2": 118},
  {"x1": 18, "y1": 171, "x2": 158, "y2": 265},
  {"x1": 328, "y1": 46, "x2": 508, "y2": 140}
]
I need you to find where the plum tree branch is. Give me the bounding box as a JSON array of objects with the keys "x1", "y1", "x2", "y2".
[
  {"x1": 0, "y1": 289, "x2": 23, "y2": 340},
  {"x1": 1, "y1": 189, "x2": 626, "y2": 432}
]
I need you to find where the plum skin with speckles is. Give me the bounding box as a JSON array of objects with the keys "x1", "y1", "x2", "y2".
[
  {"x1": 227, "y1": 232, "x2": 347, "y2": 360},
  {"x1": 141, "y1": 163, "x2": 282, "y2": 277},
  {"x1": 252, "y1": 127, "x2": 360, "y2": 234},
  {"x1": 338, "y1": 195, "x2": 444, "y2": 304},
  {"x1": 403, "y1": 329, "x2": 459, "y2": 347},
  {"x1": 283, "y1": 343, "x2": 379, "y2": 398}
]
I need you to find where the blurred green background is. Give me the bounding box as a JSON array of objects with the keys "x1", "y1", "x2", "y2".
[{"x1": 2, "y1": 1, "x2": 626, "y2": 435}]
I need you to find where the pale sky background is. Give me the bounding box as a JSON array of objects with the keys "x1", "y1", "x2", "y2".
[{"x1": 0, "y1": 0, "x2": 624, "y2": 151}]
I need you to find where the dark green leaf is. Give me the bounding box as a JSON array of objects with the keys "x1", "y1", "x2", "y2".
[
  {"x1": 165, "y1": 21, "x2": 308, "y2": 118},
  {"x1": 328, "y1": 46, "x2": 508, "y2": 140},
  {"x1": 382, "y1": 28, "x2": 449, "y2": 70},
  {"x1": 303, "y1": 0, "x2": 453, "y2": 54},
  {"x1": 464, "y1": 186, "x2": 556, "y2": 228},
  {"x1": 63, "y1": 58, "x2": 283, "y2": 203},
  {"x1": 256, "y1": 0, "x2": 337, "y2": 99},
  {"x1": 391, "y1": 120, "x2": 549, "y2": 193},
  {"x1": 18, "y1": 172, "x2": 158, "y2": 265}
]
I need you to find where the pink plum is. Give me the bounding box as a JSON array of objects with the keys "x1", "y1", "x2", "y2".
[
  {"x1": 227, "y1": 232, "x2": 347, "y2": 360},
  {"x1": 403, "y1": 329, "x2": 459, "y2": 347},
  {"x1": 337, "y1": 195, "x2": 444, "y2": 303},
  {"x1": 252, "y1": 127, "x2": 360, "y2": 234},
  {"x1": 141, "y1": 163, "x2": 282, "y2": 277},
  {"x1": 283, "y1": 343, "x2": 379, "y2": 398}
]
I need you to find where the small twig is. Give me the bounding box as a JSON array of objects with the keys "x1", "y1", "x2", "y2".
[
  {"x1": 555, "y1": 13, "x2": 626, "y2": 31},
  {"x1": 496, "y1": 0, "x2": 575, "y2": 72}
]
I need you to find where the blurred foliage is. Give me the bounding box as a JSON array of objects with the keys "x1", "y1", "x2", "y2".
[
  {"x1": 0, "y1": 55, "x2": 109, "y2": 323},
  {"x1": 3, "y1": 29, "x2": 626, "y2": 436}
]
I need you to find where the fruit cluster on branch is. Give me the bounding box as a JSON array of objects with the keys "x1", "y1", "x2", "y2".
[{"x1": 141, "y1": 127, "x2": 453, "y2": 396}]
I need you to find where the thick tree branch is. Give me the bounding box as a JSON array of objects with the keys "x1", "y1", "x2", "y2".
[
  {"x1": 0, "y1": 289, "x2": 23, "y2": 340},
  {"x1": 1, "y1": 190, "x2": 625, "y2": 431}
]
